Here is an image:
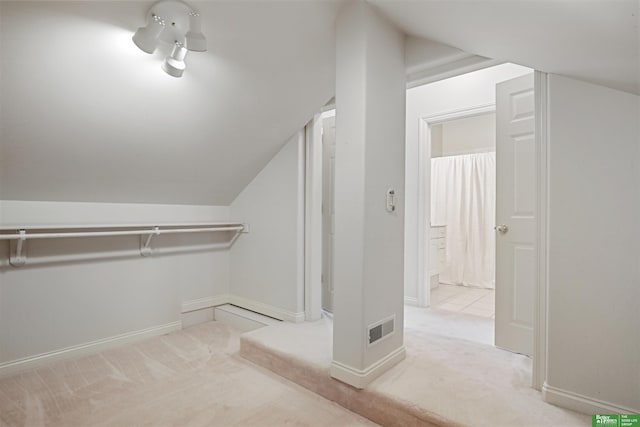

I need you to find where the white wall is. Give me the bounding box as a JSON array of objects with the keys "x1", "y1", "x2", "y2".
[
  {"x1": 0, "y1": 201, "x2": 230, "y2": 369},
  {"x1": 543, "y1": 75, "x2": 640, "y2": 413},
  {"x1": 360, "y1": 5, "x2": 406, "y2": 372},
  {"x1": 0, "y1": 201, "x2": 229, "y2": 228},
  {"x1": 435, "y1": 113, "x2": 496, "y2": 157},
  {"x1": 331, "y1": 0, "x2": 406, "y2": 387},
  {"x1": 404, "y1": 63, "x2": 531, "y2": 303},
  {"x1": 0, "y1": 1, "x2": 335, "y2": 205},
  {"x1": 0, "y1": 126, "x2": 309, "y2": 369},
  {"x1": 430, "y1": 124, "x2": 444, "y2": 158},
  {"x1": 229, "y1": 132, "x2": 305, "y2": 322}
]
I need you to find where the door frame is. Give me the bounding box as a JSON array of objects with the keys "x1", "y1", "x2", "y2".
[
  {"x1": 416, "y1": 103, "x2": 496, "y2": 308},
  {"x1": 414, "y1": 70, "x2": 548, "y2": 390},
  {"x1": 533, "y1": 71, "x2": 548, "y2": 391},
  {"x1": 304, "y1": 113, "x2": 323, "y2": 321}
]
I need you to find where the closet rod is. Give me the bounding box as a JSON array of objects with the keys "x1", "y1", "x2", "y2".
[{"x1": 0, "y1": 225, "x2": 244, "y2": 241}]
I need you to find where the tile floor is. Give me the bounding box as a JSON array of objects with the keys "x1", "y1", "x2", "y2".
[{"x1": 430, "y1": 283, "x2": 495, "y2": 318}]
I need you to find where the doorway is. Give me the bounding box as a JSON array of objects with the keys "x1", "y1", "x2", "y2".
[
  {"x1": 407, "y1": 63, "x2": 538, "y2": 361},
  {"x1": 427, "y1": 111, "x2": 497, "y2": 321}
]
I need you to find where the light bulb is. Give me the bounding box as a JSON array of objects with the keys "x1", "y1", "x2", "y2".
[{"x1": 162, "y1": 42, "x2": 188, "y2": 77}]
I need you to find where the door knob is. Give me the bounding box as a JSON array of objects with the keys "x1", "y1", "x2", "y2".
[{"x1": 495, "y1": 224, "x2": 509, "y2": 234}]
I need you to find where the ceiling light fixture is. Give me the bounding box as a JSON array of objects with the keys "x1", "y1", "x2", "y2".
[
  {"x1": 185, "y1": 11, "x2": 206, "y2": 52},
  {"x1": 162, "y1": 42, "x2": 187, "y2": 77},
  {"x1": 132, "y1": 0, "x2": 207, "y2": 78},
  {"x1": 132, "y1": 15, "x2": 165, "y2": 54}
]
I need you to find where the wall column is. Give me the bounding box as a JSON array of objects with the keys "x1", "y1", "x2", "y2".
[{"x1": 331, "y1": 0, "x2": 406, "y2": 388}]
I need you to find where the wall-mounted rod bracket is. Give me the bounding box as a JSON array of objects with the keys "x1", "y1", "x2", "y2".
[
  {"x1": 9, "y1": 229, "x2": 27, "y2": 267},
  {"x1": 140, "y1": 227, "x2": 160, "y2": 257}
]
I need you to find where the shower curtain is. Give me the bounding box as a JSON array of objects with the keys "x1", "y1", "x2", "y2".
[{"x1": 430, "y1": 152, "x2": 496, "y2": 289}]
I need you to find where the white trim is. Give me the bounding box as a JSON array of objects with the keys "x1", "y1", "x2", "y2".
[
  {"x1": 407, "y1": 55, "x2": 501, "y2": 90},
  {"x1": 181, "y1": 295, "x2": 231, "y2": 313},
  {"x1": 542, "y1": 383, "x2": 639, "y2": 415},
  {"x1": 320, "y1": 108, "x2": 335, "y2": 119},
  {"x1": 214, "y1": 304, "x2": 280, "y2": 326},
  {"x1": 416, "y1": 118, "x2": 429, "y2": 307},
  {"x1": 297, "y1": 130, "x2": 307, "y2": 322},
  {"x1": 0, "y1": 321, "x2": 181, "y2": 378},
  {"x1": 304, "y1": 115, "x2": 323, "y2": 321},
  {"x1": 182, "y1": 294, "x2": 304, "y2": 323},
  {"x1": 422, "y1": 103, "x2": 496, "y2": 126},
  {"x1": 228, "y1": 295, "x2": 305, "y2": 323},
  {"x1": 330, "y1": 346, "x2": 406, "y2": 389},
  {"x1": 404, "y1": 296, "x2": 419, "y2": 306},
  {"x1": 533, "y1": 71, "x2": 549, "y2": 391}
]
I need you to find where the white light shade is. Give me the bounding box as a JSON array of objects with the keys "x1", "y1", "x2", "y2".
[
  {"x1": 162, "y1": 42, "x2": 187, "y2": 77},
  {"x1": 185, "y1": 11, "x2": 206, "y2": 52},
  {"x1": 132, "y1": 15, "x2": 165, "y2": 54}
]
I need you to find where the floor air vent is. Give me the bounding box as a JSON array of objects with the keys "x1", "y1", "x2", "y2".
[{"x1": 368, "y1": 315, "x2": 395, "y2": 346}]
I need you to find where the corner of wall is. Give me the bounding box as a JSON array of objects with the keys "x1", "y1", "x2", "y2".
[{"x1": 229, "y1": 131, "x2": 306, "y2": 318}]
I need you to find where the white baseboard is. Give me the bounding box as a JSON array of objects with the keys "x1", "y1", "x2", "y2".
[
  {"x1": 330, "y1": 346, "x2": 406, "y2": 389},
  {"x1": 542, "y1": 382, "x2": 639, "y2": 415},
  {"x1": 181, "y1": 294, "x2": 232, "y2": 313},
  {"x1": 228, "y1": 295, "x2": 305, "y2": 323},
  {"x1": 404, "y1": 296, "x2": 419, "y2": 306},
  {"x1": 0, "y1": 321, "x2": 181, "y2": 379},
  {"x1": 181, "y1": 294, "x2": 304, "y2": 323},
  {"x1": 1, "y1": 293, "x2": 302, "y2": 379}
]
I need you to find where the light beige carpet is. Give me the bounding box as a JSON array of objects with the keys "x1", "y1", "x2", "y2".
[
  {"x1": 240, "y1": 315, "x2": 591, "y2": 427},
  {"x1": 0, "y1": 322, "x2": 377, "y2": 427}
]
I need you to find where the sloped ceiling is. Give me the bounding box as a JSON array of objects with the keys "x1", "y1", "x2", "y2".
[
  {"x1": 0, "y1": 1, "x2": 339, "y2": 205},
  {"x1": 1, "y1": 0, "x2": 638, "y2": 206},
  {"x1": 373, "y1": 0, "x2": 640, "y2": 96}
]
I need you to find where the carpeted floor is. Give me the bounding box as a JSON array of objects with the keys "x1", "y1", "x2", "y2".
[
  {"x1": 0, "y1": 322, "x2": 377, "y2": 427},
  {"x1": 0, "y1": 309, "x2": 593, "y2": 427},
  {"x1": 240, "y1": 309, "x2": 591, "y2": 427}
]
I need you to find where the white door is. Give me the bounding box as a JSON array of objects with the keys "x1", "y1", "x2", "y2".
[
  {"x1": 322, "y1": 115, "x2": 336, "y2": 312},
  {"x1": 495, "y1": 73, "x2": 535, "y2": 356}
]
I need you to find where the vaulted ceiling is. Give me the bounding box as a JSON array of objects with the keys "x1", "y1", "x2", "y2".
[
  {"x1": 1, "y1": 0, "x2": 637, "y2": 206},
  {"x1": 0, "y1": 1, "x2": 339, "y2": 205},
  {"x1": 373, "y1": 0, "x2": 640, "y2": 96}
]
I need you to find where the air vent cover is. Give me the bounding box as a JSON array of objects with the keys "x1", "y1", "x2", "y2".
[{"x1": 368, "y1": 315, "x2": 395, "y2": 346}]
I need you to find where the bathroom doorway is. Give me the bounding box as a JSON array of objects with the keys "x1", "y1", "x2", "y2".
[
  {"x1": 428, "y1": 112, "x2": 497, "y2": 320},
  {"x1": 405, "y1": 63, "x2": 537, "y2": 355}
]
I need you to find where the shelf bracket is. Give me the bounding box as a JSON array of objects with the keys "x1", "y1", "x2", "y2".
[
  {"x1": 9, "y1": 229, "x2": 27, "y2": 267},
  {"x1": 140, "y1": 227, "x2": 160, "y2": 257}
]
